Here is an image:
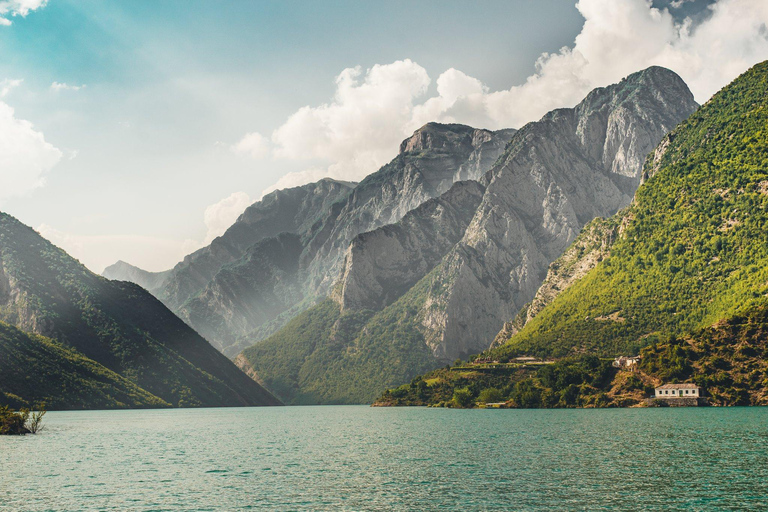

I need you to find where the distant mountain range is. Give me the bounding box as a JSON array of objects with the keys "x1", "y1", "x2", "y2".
[
  {"x1": 380, "y1": 60, "x2": 768, "y2": 408},
  {"x1": 0, "y1": 213, "x2": 280, "y2": 409},
  {"x1": 105, "y1": 124, "x2": 516, "y2": 357}
]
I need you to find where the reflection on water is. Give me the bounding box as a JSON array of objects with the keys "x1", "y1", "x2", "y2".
[{"x1": 2, "y1": 406, "x2": 767, "y2": 510}]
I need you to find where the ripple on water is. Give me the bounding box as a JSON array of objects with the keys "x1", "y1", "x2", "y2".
[{"x1": 2, "y1": 407, "x2": 768, "y2": 511}]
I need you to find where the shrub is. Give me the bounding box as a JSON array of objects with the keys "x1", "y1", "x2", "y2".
[
  {"x1": 477, "y1": 388, "x2": 503, "y2": 404},
  {"x1": 452, "y1": 387, "x2": 475, "y2": 408}
]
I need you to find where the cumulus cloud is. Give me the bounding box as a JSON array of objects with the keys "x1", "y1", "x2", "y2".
[
  {"x1": 271, "y1": 59, "x2": 430, "y2": 183},
  {"x1": 51, "y1": 82, "x2": 85, "y2": 92},
  {"x1": 203, "y1": 191, "x2": 252, "y2": 244},
  {"x1": 0, "y1": 100, "x2": 62, "y2": 201},
  {"x1": 231, "y1": 132, "x2": 270, "y2": 159},
  {"x1": 251, "y1": 0, "x2": 768, "y2": 196},
  {"x1": 0, "y1": 0, "x2": 48, "y2": 25}
]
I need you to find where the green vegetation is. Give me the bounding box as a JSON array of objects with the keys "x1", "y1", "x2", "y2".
[
  {"x1": 0, "y1": 404, "x2": 45, "y2": 435},
  {"x1": 0, "y1": 213, "x2": 280, "y2": 408},
  {"x1": 492, "y1": 60, "x2": 768, "y2": 359},
  {"x1": 376, "y1": 357, "x2": 618, "y2": 408},
  {"x1": 241, "y1": 268, "x2": 443, "y2": 404},
  {"x1": 0, "y1": 321, "x2": 168, "y2": 409},
  {"x1": 376, "y1": 303, "x2": 768, "y2": 408}
]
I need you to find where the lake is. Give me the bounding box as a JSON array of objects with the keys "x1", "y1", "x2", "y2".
[{"x1": 2, "y1": 406, "x2": 767, "y2": 511}]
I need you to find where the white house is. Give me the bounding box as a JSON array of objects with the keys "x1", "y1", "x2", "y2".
[
  {"x1": 655, "y1": 383, "x2": 700, "y2": 398},
  {"x1": 613, "y1": 356, "x2": 641, "y2": 369}
]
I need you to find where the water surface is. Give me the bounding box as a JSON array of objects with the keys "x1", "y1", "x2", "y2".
[{"x1": 2, "y1": 406, "x2": 767, "y2": 510}]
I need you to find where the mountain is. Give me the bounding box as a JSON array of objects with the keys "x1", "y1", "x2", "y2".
[
  {"x1": 104, "y1": 178, "x2": 357, "y2": 305},
  {"x1": 108, "y1": 124, "x2": 516, "y2": 357},
  {"x1": 238, "y1": 66, "x2": 698, "y2": 404},
  {"x1": 0, "y1": 213, "x2": 280, "y2": 408},
  {"x1": 378, "y1": 60, "x2": 768, "y2": 408},
  {"x1": 0, "y1": 321, "x2": 168, "y2": 410},
  {"x1": 103, "y1": 260, "x2": 172, "y2": 293},
  {"x1": 492, "y1": 60, "x2": 768, "y2": 360}
]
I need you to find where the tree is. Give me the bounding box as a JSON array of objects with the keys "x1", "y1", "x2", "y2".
[
  {"x1": 452, "y1": 387, "x2": 475, "y2": 408},
  {"x1": 477, "y1": 388, "x2": 503, "y2": 404}
]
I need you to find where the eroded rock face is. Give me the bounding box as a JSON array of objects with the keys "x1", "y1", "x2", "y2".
[
  {"x1": 490, "y1": 216, "x2": 622, "y2": 348},
  {"x1": 413, "y1": 66, "x2": 698, "y2": 360},
  {"x1": 338, "y1": 180, "x2": 486, "y2": 312},
  {"x1": 301, "y1": 124, "x2": 517, "y2": 295},
  {"x1": 412, "y1": 66, "x2": 697, "y2": 360},
  {"x1": 328, "y1": 66, "x2": 698, "y2": 365}
]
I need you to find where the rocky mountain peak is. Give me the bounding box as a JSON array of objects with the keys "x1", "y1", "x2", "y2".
[{"x1": 399, "y1": 123, "x2": 479, "y2": 154}]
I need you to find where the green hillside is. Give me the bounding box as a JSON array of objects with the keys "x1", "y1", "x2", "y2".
[
  {"x1": 239, "y1": 277, "x2": 440, "y2": 404},
  {"x1": 0, "y1": 213, "x2": 281, "y2": 408},
  {"x1": 375, "y1": 303, "x2": 768, "y2": 408},
  {"x1": 495, "y1": 60, "x2": 768, "y2": 359},
  {"x1": 0, "y1": 321, "x2": 168, "y2": 409}
]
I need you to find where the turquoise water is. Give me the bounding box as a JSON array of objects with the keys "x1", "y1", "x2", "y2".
[{"x1": 2, "y1": 406, "x2": 767, "y2": 511}]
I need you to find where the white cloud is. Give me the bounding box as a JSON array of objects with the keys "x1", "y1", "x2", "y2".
[
  {"x1": 0, "y1": 78, "x2": 22, "y2": 97},
  {"x1": 37, "y1": 224, "x2": 199, "y2": 274},
  {"x1": 252, "y1": 0, "x2": 768, "y2": 196},
  {"x1": 0, "y1": 100, "x2": 62, "y2": 201},
  {"x1": 51, "y1": 82, "x2": 85, "y2": 92},
  {"x1": 270, "y1": 59, "x2": 431, "y2": 183},
  {"x1": 231, "y1": 132, "x2": 270, "y2": 159},
  {"x1": 203, "y1": 191, "x2": 252, "y2": 244},
  {"x1": 0, "y1": 0, "x2": 47, "y2": 25}
]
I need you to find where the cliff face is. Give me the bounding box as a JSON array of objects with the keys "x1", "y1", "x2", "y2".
[
  {"x1": 0, "y1": 213, "x2": 281, "y2": 407},
  {"x1": 300, "y1": 124, "x2": 517, "y2": 295},
  {"x1": 490, "y1": 215, "x2": 623, "y2": 347},
  {"x1": 411, "y1": 66, "x2": 698, "y2": 360},
  {"x1": 338, "y1": 180, "x2": 486, "y2": 312}
]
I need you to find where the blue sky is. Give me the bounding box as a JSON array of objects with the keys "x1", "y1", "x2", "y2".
[{"x1": 1, "y1": 0, "x2": 766, "y2": 272}]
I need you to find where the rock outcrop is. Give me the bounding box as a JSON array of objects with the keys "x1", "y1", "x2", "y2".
[{"x1": 339, "y1": 180, "x2": 486, "y2": 312}]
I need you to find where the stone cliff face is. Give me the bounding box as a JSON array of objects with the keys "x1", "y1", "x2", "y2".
[
  {"x1": 490, "y1": 215, "x2": 622, "y2": 348},
  {"x1": 178, "y1": 233, "x2": 305, "y2": 357},
  {"x1": 338, "y1": 180, "x2": 486, "y2": 312},
  {"x1": 414, "y1": 66, "x2": 698, "y2": 361},
  {"x1": 162, "y1": 178, "x2": 356, "y2": 311},
  {"x1": 301, "y1": 124, "x2": 516, "y2": 294},
  {"x1": 334, "y1": 66, "x2": 698, "y2": 363}
]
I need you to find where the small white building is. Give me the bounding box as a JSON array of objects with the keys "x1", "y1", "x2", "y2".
[
  {"x1": 655, "y1": 383, "x2": 700, "y2": 398},
  {"x1": 613, "y1": 356, "x2": 641, "y2": 369}
]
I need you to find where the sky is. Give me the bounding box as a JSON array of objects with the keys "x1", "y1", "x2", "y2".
[{"x1": 1, "y1": 0, "x2": 767, "y2": 273}]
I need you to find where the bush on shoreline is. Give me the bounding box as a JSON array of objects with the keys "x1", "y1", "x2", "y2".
[{"x1": 0, "y1": 404, "x2": 46, "y2": 435}]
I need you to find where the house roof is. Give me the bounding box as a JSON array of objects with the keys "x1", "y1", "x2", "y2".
[{"x1": 657, "y1": 383, "x2": 699, "y2": 389}]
